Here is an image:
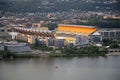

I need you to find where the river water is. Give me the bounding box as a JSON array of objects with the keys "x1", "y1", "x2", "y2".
[{"x1": 0, "y1": 56, "x2": 120, "y2": 80}]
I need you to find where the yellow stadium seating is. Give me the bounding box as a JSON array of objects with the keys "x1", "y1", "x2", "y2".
[{"x1": 57, "y1": 25, "x2": 97, "y2": 36}]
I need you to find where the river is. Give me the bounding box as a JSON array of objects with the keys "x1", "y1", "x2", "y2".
[{"x1": 0, "y1": 56, "x2": 120, "y2": 80}]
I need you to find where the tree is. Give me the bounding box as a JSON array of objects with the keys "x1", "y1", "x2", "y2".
[{"x1": 0, "y1": 50, "x2": 12, "y2": 58}]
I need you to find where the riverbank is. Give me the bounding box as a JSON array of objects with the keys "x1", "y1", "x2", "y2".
[
  {"x1": 11, "y1": 52, "x2": 106, "y2": 58},
  {"x1": 48, "y1": 53, "x2": 106, "y2": 57},
  {"x1": 0, "y1": 45, "x2": 108, "y2": 59},
  {"x1": 106, "y1": 52, "x2": 120, "y2": 56}
]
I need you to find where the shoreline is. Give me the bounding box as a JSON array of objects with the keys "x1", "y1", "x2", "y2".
[
  {"x1": 106, "y1": 52, "x2": 120, "y2": 56},
  {"x1": 11, "y1": 52, "x2": 106, "y2": 58},
  {"x1": 2, "y1": 52, "x2": 120, "y2": 59},
  {"x1": 2, "y1": 50, "x2": 120, "y2": 59}
]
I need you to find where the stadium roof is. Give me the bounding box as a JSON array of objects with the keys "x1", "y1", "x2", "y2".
[
  {"x1": 57, "y1": 24, "x2": 97, "y2": 36},
  {"x1": 12, "y1": 27, "x2": 54, "y2": 37}
]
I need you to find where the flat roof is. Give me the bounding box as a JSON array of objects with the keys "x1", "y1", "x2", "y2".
[{"x1": 98, "y1": 28, "x2": 120, "y2": 31}]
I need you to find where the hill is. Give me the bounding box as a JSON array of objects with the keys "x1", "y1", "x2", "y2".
[{"x1": 0, "y1": 0, "x2": 119, "y2": 13}]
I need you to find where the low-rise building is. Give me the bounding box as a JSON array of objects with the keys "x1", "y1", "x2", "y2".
[
  {"x1": 90, "y1": 31, "x2": 102, "y2": 44},
  {"x1": 98, "y1": 28, "x2": 120, "y2": 39},
  {"x1": 0, "y1": 41, "x2": 31, "y2": 53}
]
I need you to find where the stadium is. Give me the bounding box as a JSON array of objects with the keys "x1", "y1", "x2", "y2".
[
  {"x1": 55, "y1": 24, "x2": 97, "y2": 45},
  {"x1": 10, "y1": 24, "x2": 99, "y2": 47}
]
